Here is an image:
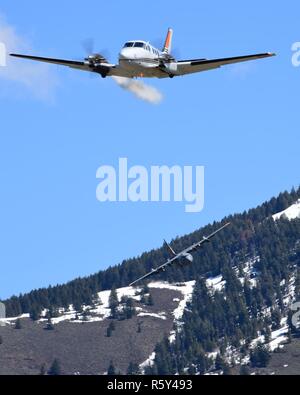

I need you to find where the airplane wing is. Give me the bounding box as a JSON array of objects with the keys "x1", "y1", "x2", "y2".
[
  {"x1": 176, "y1": 53, "x2": 276, "y2": 76},
  {"x1": 10, "y1": 53, "x2": 93, "y2": 72},
  {"x1": 129, "y1": 255, "x2": 179, "y2": 287},
  {"x1": 186, "y1": 222, "x2": 231, "y2": 253},
  {"x1": 10, "y1": 53, "x2": 134, "y2": 78},
  {"x1": 130, "y1": 222, "x2": 231, "y2": 287}
]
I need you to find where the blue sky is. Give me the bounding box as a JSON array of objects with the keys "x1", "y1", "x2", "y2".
[{"x1": 0, "y1": 1, "x2": 299, "y2": 299}]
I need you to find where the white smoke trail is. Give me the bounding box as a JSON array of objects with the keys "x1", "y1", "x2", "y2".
[
  {"x1": 0, "y1": 42, "x2": 5, "y2": 66},
  {"x1": 0, "y1": 14, "x2": 58, "y2": 100},
  {"x1": 112, "y1": 76, "x2": 163, "y2": 105}
]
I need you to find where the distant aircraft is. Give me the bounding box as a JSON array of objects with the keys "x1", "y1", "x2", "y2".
[
  {"x1": 130, "y1": 222, "x2": 231, "y2": 287},
  {"x1": 10, "y1": 29, "x2": 275, "y2": 79}
]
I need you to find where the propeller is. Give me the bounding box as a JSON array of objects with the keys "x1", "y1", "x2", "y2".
[
  {"x1": 82, "y1": 38, "x2": 95, "y2": 55},
  {"x1": 81, "y1": 38, "x2": 110, "y2": 66}
]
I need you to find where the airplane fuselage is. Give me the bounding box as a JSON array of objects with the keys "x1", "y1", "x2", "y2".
[{"x1": 119, "y1": 41, "x2": 177, "y2": 78}]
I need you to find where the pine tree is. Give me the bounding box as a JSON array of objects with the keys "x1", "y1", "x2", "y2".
[
  {"x1": 148, "y1": 293, "x2": 154, "y2": 306},
  {"x1": 124, "y1": 298, "x2": 135, "y2": 319},
  {"x1": 222, "y1": 363, "x2": 232, "y2": 375},
  {"x1": 107, "y1": 321, "x2": 115, "y2": 337},
  {"x1": 107, "y1": 361, "x2": 116, "y2": 375},
  {"x1": 30, "y1": 307, "x2": 40, "y2": 321},
  {"x1": 154, "y1": 337, "x2": 174, "y2": 375},
  {"x1": 240, "y1": 365, "x2": 251, "y2": 375},
  {"x1": 215, "y1": 354, "x2": 226, "y2": 371},
  {"x1": 141, "y1": 285, "x2": 150, "y2": 295},
  {"x1": 15, "y1": 319, "x2": 22, "y2": 329},
  {"x1": 109, "y1": 287, "x2": 119, "y2": 319},
  {"x1": 188, "y1": 365, "x2": 197, "y2": 375},
  {"x1": 196, "y1": 352, "x2": 208, "y2": 375},
  {"x1": 82, "y1": 310, "x2": 90, "y2": 322},
  {"x1": 264, "y1": 325, "x2": 272, "y2": 343},
  {"x1": 250, "y1": 344, "x2": 271, "y2": 368},
  {"x1": 271, "y1": 308, "x2": 282, "y2": 330},
  {"x1": 40, "y1": 364, "x2": 47, "y2": 376},
  {"x1": 45, "y1": 318, "x2": 55, "y2": 331},
  {"x1": 127, "y1": 362, "x2": 139, "y2": 375},
  {"x1": 48, "y1": 359, "x2": 62, "y2": 376},
  {"x1": 137, "y1": 321, "x2": 142, "y2": 333}
]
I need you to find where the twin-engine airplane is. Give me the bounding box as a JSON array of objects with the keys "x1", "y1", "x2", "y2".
[
  {"x1": 10, "y1": 29, "x2": 275, "y2": 79},
  {"x1": 130, "y1": 222, "x2": 230, "y2": 287}
]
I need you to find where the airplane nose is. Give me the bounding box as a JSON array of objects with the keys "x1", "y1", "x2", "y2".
[{"x1": 119, "y1": 48, "x2": 133, "y2": 60}]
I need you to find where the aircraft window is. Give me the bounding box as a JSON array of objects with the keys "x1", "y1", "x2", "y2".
[
  {"x1": 134, "y1": 42, "x2": 145, "y2": 48},
  {"x1": 124, "y1": 42, "x2": 134, "y2": 48}
]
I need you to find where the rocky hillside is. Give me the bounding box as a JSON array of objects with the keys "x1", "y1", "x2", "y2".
[{"x1": 0, "y1": 282, "x2": 194, "y2": 375}]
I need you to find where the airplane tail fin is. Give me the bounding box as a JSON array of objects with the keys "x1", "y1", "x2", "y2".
[
  {"x1": 164, "y1": 239, "x2": 176, "y2": 257},
  {"x1": 162, "y1": 28, "x2": 173, "y2": 55}
]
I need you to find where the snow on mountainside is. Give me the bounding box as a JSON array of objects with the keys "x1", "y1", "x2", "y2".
[
  {"x1": 205, "y1": 256, "x2": 260, "y2": 297},
  {"x1": 139, "y1": 281, "x2": 195, "y2": 371},
  {"x1": 0, "y1": 281, "x2": 196, "y2": 375},
  {"x1": 0, "y1": 282, "x2": 196, "y2": 328},
  {"x1": 0, "y1": 314, "x2": 30, "y2": 325},
  {"x1": 206, "y1": 275, "x2": 226, "y2": 294},
  {"x1": 251, "y1": 318, "x2": 289, "y2": 352},
  {"x1": 148, "y1": 281, "x2": 195, "y2": 322},
  {"x1": 200, "y1": 254, "x2": 297, "y2": 371},
  {"x1": 273, "y1": 199, "x2": 300, "y2": 221},
  {"x1": 152, "y1": 281, "x2": 195, "y2": 344},
  {"x1": 47, "y1": 285, "x2": 145, "y2": 325}
]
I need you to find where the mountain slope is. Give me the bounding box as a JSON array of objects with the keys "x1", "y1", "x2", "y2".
[
  {"x1": 0, "y1": 283, "x2": 194, "y2": 375},
  {"x1": 148, "y1": 195, "x2": 300, "y2": 374},
  {"x1": 4, "y1": 188, "x2": 300, "y2": 319}
]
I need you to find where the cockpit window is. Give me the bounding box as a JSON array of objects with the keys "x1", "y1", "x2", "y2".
[
  {"x1": 124, "y1": 42, "x2": 134, "y2": 48},
  {"x1": 134, "y1": 42, "x2": 145, "y2": 48}
]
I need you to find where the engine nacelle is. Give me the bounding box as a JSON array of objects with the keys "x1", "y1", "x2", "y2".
[
  {"x1": 182, "y1": 253, "x2": 194, "y2": 263},
  {"x1": 163, "y1": 62, "x2": 178, "y2": 75}
]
